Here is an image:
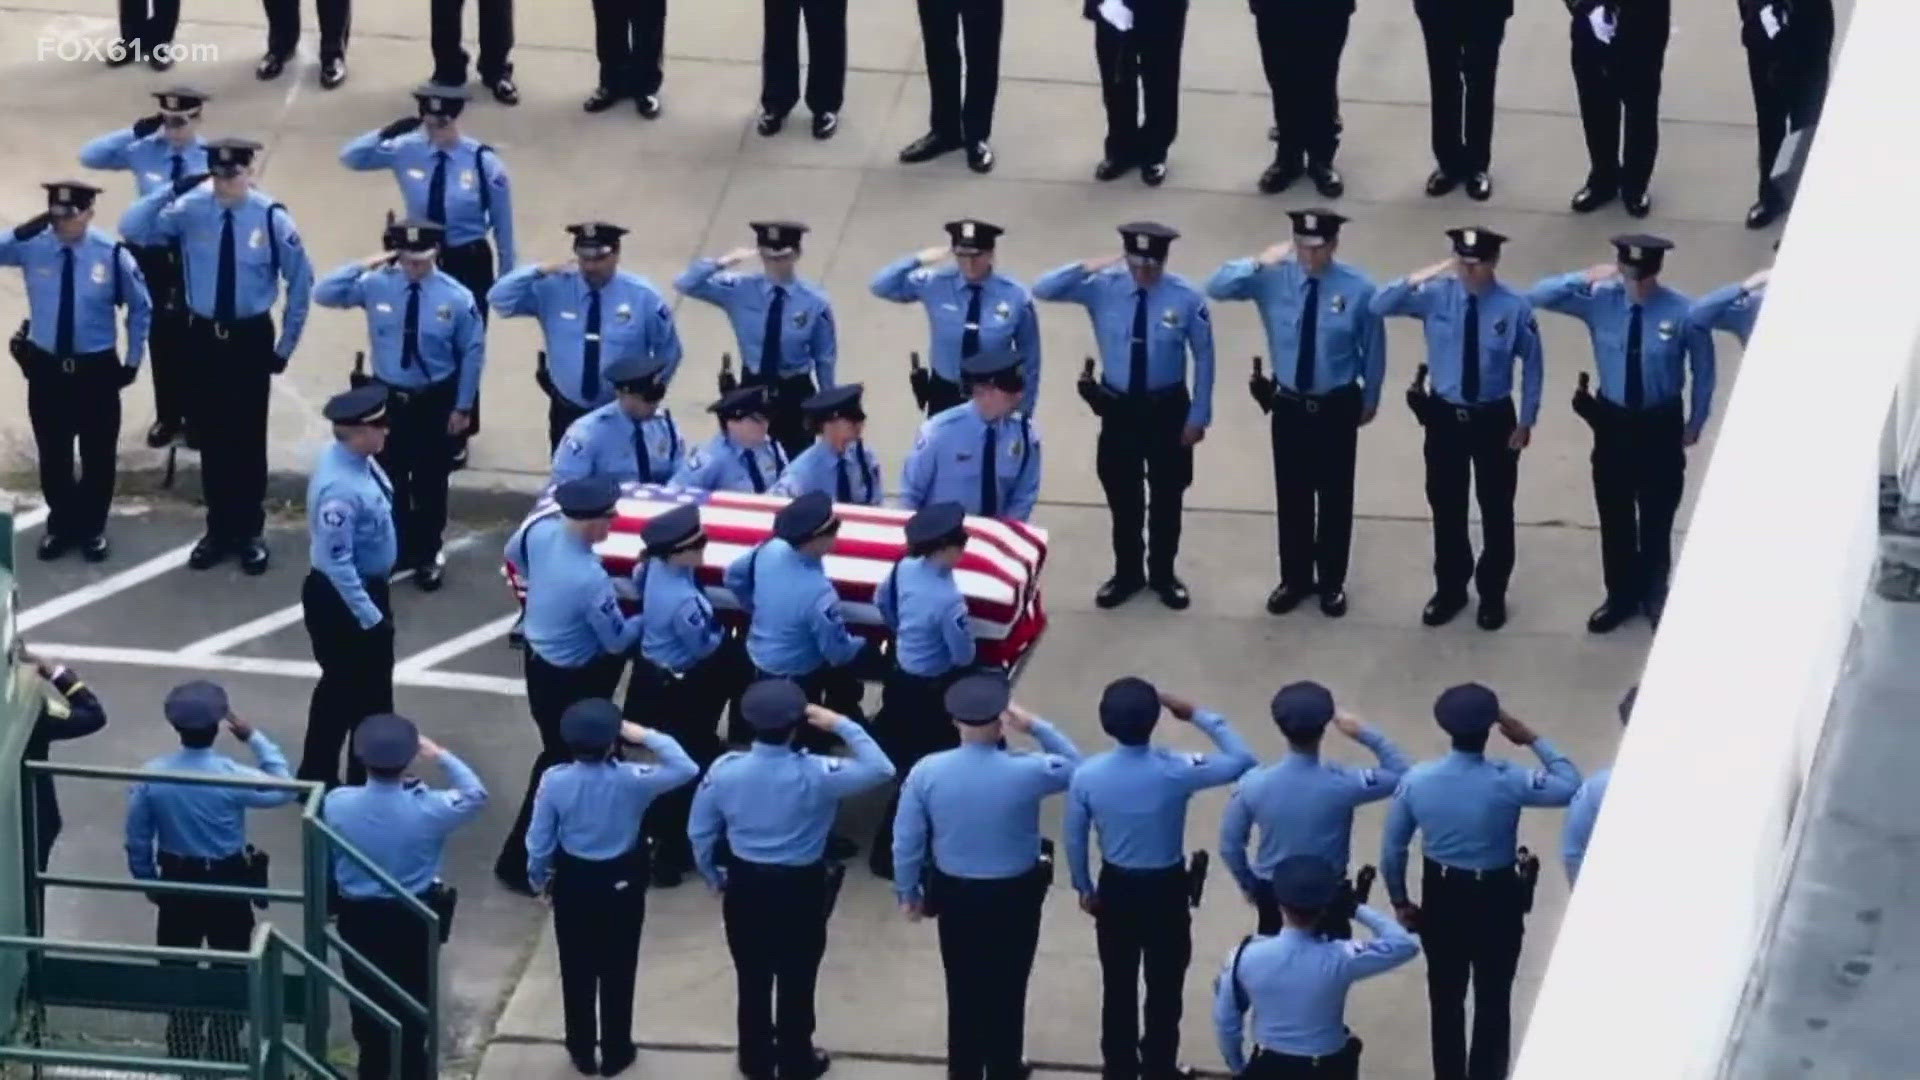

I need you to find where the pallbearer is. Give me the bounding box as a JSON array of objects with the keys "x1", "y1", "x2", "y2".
[
  {"x1": 673, "y1": 385, "x2": 788, "y2": 493},
  {"x1": 550, "y1": 354, "x2": 684, "y2": 486},
  {"x1": 897, "y1": 350, "x2": 1042, "y2": 522},
  {"x1": 771, "y1": 384, "x2": 883, "y2": 505}
]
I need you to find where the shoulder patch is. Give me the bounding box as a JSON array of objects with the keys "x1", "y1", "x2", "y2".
[
  {"x1": 1358, "y1": 768, "x2": 1378, "y2": 786},
  {"x1": 824, "y1": 758, "x2": 844, "y2": 772},
  {"x1": 317, "y1": 500, "x2": 350, "y2": 529},
  {"x1": 908, "y1": 268, "x2": 932, "y2": 284},
  {"x1": 599, "y1": 596, "x2": 620, "y2": 617},
  {"x1": 1530, "y1": 772, "x2": 1549, "y2": 790},
  {"x1": 1186, "y1": 753, "x2": 1208, "y2": 768},
  {"x1": 685, "y1": 447, "x2": 707, "y2": 472}
]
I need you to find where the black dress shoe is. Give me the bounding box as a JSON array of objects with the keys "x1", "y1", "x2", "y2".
[
  {"x1": 650, "y1": 861, "x2": 685, "y2": 888},
  {"x1": 1424, "y1": 168, "x2": 1457, "y2": 197},
  {"x1": 255, "y1": 52, "x2": 289, "y2": 80},
  {"x1": 1476, "y1": 596, "x2": 1508, "y2": 631},
  {"x1": 1569, "y1": 185, "x2": 1616, "y2": 213},
  {"x1": 1318, "y1": 588, "x2": 1347, "y2": 617},
  {"x1": 1149, "y1": 575, "x2": 1190, "y2": 610},
  {"x1": 1586, "y1": 599, "x2": 1636, "y2": 634},
  {"x1": 568, "y1": 1049, "x2": 598, "y2": 1075},
  {"x1": 238, "y1": 538, "x2": 270, "y2": 576},
  {"x1": 636, "y1": 93, "x2": 663, "y2": 118},
  {"x1": 1257, "y1": 159, "x2": 1302, "y2": 194},
  {"x1": 583, "y1": 86, "x2": 623, "y2": 112},
  {"x1": 1147, "y1": 1067, "x2": 1198, "y2": 1080},
  {"x1": 319, "y1": 57, "x2": 347, "y2": 89},
  {"x1": 149, "y1": 50, "x2": 174, "y2": 72},
  {"x1": 1623, "y1": 190, "x2": 1651, "y2": 218},
  {"x1": 1141, "y1": 162, "x2": 1168, "y2": 187},
  {"x1": 1264, "y1": 583, "x2": 1313, "y2": 615},
  {"x1": 599, "y1": 1043, "x2": 637, "y2": 1077},
  {"x1": 899, "y1": 131, "x2": 961, "y2": 163},
  {"x1": 486, "y1": 77, "x2": 520, "y2": 105},
  {"x1": 1421, "y1": 591, "x2": 1468, "y2": 627},
  {"x1": 145, "y1": 420, "x2": 178, "y2": 448},
  {"x1": 1306, "y1": 163, "x2": 1344, "y2": 198},
  {"x1": 415, "y1": 555, "x2": 446, "y2": 592},
  {"x1": 36, "y1": 534, "x2": 71, "y2": 561},
  {"x1": 105, "y1": 40, "x2": 139, "y2": 68},
  {"x1": 1096, "y1": 575, "x2": 1146, "y2": 609},
  {"x1": 187, "y1": 534, "x2": 225, "y2": 570},
  {"x1": 1465, "y1": 172, "x2": 1493, "y2": 201},
  {"x1": 81, "y1": 536, "x2": 110, "y2": 563},
  {"x1": 757, "y1": 111, "x2": 786, "y2": 136},
  {"x1": 1745, "y1": 196, "x2": 1783, "y2": 230},
  {"x1": 966, "y1": 141, "x2": 995, "y2": 173},
  {"x1": 778, "y1": 1049, "x2": 831, "y2": 1079},
  {"x1": 1094, "y1": 158, "x2": 1132, "y2": 181},
  {"x1": 811, "y1": 112, "x2": 838, "y2": 139}
]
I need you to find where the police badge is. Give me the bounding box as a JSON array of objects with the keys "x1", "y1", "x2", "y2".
[
  {"x1": 90, "y1": 262, "x2": 108, "y2": 285},
  {"x1": 1329, "y1": 294, "x2": 1346, "y2": 314},
  {"x1": 1493, "y1": 318, "x2": 1509, "y2": 336},
  {"x1": 993, "y1": 300, "x2": 1011, "y2": 321},
  {"x1": 406, "y1": 168, "x2": 427, "y2": 181},
  {"x1": 793, "y1": 310, "x2": 808, "y2": 328},
  {"x1": 1161, "y1": 309, "x2": 1179, "y2": 327},
  {"x1": 1657, "y1": 319, "x2": 1676, "y2": 341},
  {"x1": 436, "y1": 304, "x2": 452, "y2": 322},
  {"x1": 459, "y1": 169, "x2": 475, "y2": 190},
  {"x1": 248, "y1": 227, "x2": 264, "y2": 249},
  {"x1": 614, "y1": 302, "x2": 632, "y2": 323}
]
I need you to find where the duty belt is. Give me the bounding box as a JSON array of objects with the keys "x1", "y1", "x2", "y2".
[
  {"x1": 379, "y1": 378, "x2": 453, "y2": 406},
  {"x1": 189, "y1": 312, "x2": 269, "y2": 340},
  {"x1": 1274, "y1": 383, "x2": 1359, "y2": 413},
  {"x1": 1425, "y1": 858, "x2": 1517, "y2": 880}
]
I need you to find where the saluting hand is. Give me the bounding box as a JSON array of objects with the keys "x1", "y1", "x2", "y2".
[
  {"x1": 416, "y1": 735, "x2": 446, "y2": 761},
  {"x1": 1001, "y1": 704, "x2": 1035, "y2": 734},
  {"x1": 362, "y1": 252, "x2": 396, "y2": 270},
  {"x1": 1408, "y1": 260, "x2": 1453, "y2": 286},
  {"x1": 1158, "y1": 691, "x2": 1196, "y2": 722},
  {"x1": 1742, "y1": 268, "x2": 1770, "y2": 291},
  {"x1": 914, "y1": 245, "x2": 949, "y2": 267},
  {"x1": 1080, "y1": 254, "x2": 1123, "y2": 274},
  {"x1": 226, "y1": 715, "x2": 255, "y2": 742},
  {"x1": 620, "y1": 721, "x2": 650, "y2": 743},
  {"x1": 1332, "y1": 712, "x2": 1365, "y2": 740},
  {"x1": 719, "y1": 246, "x2": 758, "y2": 268},
  {"x1": 1584, "y1": 263, "x2": 1619, "y2": 285},
  {"x1": 804, "y1": 704, "x2": 842, "y2": 730},
  {"x1": 537, "y1": 259, "x2": 575, "y2": 276},
  {"x1": 1257, "y1": 242, "x2": 1292, "y2": 266},
  {"x1": 1496, "y1": 712, "x2": 1536, "y2": 746}
]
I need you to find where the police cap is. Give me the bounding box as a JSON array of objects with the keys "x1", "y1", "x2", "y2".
[
  {"x1": 773, "y1": 491, "x2": 838, "y2": 543},
  {"x1": 944, "y1": 671, "x2": 1010, "y2": 725},
  {"x1": 1270, "y1": 854, "x2": 1342, "y2": 910},
  {"x1": 904, "y1": 501, "x2": 967, "y2": 551},
  {"x1": 412, "y1": 82, "x2": 471, "y2": 119},
  {"x1": 323, "y1": 383, "x2": 390, "y2": 426},
  {"x1": 605, "y1": 354, "x2": 668, "y2": 393},
  {"x1": 741, "y1": 678, "x2": 808, "y2": 732},
  {"x1": 354, "y1": 713, "x2": 420, "y2": 770},
  {"x1": 1287, "y1": 209, "x2": 1347, "y2": 247},
  {"x1": 944, "y1": 219, "x2": 1003, "y2": 254},
  {"x1": 154, "y1": 86, "x2": 210, "y2": 113},
  {"x1": 1611, "y1": 233, "x2": 1674, "y2": 274},
  {"x1": 389, "y1": 219, "x2": 445, "y2": 254},
  {"x1": 710, "y1": 384, "x2": 770, "y2": 421},
  {"x1": 554, "y1": 475, "x2": 621, "y2": 519},
  {"x1": 1119, "y1": 221, "x2": 1180, "y2": 263},
  {"x1": 641, "y1": 504, "x2": 705, "y2": 556},
  {"x1": 568, "y1": 222, "x2": 627, "y2": 259},
  {"x1": 1270, "y1": 680, "x2": 1335, "y2": 738},
  {"x1": 1099, "y1": 676, "x2": 1160, "y2": 741},
  {"x1": 1618, "y1": 684, "x2": 1638, "y2": 725},
  {"x1": 164, "y1": 680, "x2": 228, "y2": 731},
  {"x1": 801, "y1": 383, "x2": 865, "y2": 424},
  {"x1": 751, "y1": 220, "x2": 808, "y2": 257},
  {"x1": 560, "y1": 698, "x2": 623, "y2": 750},
  {"x1": 205, "y1": 137, "x2": 262, "y2": 174},
  {"x1": 1434, "y1": 682, "x2": 1501, "y2": 736},
  {"x1": 960, "y1": 347, "x2": 1025, "y2": 393},
  {"x1": 1446, "y1": 226, "x2": 1507, "y2": 263},
  {"x1": 42, "y1": 181, "x2": 102, "y2": 216}
]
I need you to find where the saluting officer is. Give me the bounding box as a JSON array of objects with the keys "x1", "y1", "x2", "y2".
[
  {"x1": 552, "y1": 354, "x2": 684, "y2": 486},
  {"x1": 1739, "y1": 0, "x2": 1833, "y2": 229},
  {"x1": 1085, "y1": 0, "x2": 1189, "y2": 187},
  {"x1": 121, "y1": 136, "x2": 313, "y2": 576},
  {"x1": 689, "y1": 680, "x2": 895, "y2": 1080},
  {"x1": 753, "y1": 0, "x2": 846, "y2": 140},
  {"x1": 325, "y1": 714, "x2": 487, "y2": 1080},
  {"x1": 496, "y1": 476, "x2": 643, "y2": 895},
  {"x1": 900, "y1": 0, "x2": 1006, "y2": 174},
  {"x1": 2, "y1": 181, "x2": 150, "y2": 562},
  {"x1": 1530, "y1": 235, "x2": 1714, "y2": 632},
  {"x1": 125, "y1": 681, "x2": 300, "y2": 1060},
  {"x1": 771, "y1": 385, "x2": 883, "y2": 505},
  {"x1": 528, "y1": 699, "x2": 697, "y2": 1077},
  {"x1": 314, "y1": 220, "x2": 483, "y2": 589},
  {"x1": 1213, "y1": 854, "x2": 1421, "y2": 1079},
  {"x1": 631, "y1": 506, "x2": 750, "y2": 885},
  {"x1": 1250, "y1": 0, "x2": 1351, "y2": 198},
  {"x1": 868, "y1": 502, "x2": 975, "y2": 879},
  {"x1": 1690, "y1": 265, "x2": 1768, "y2": 347},
  {"x1": 893, "y1": 673, "x2": 1081, "y2": 1080},
  {"x1": 1381, "y1": 684, "x2": 1581, "y2": 1080},
  {"x1": 80, "y1": 87, "x2": 210, "y2": 449},
  {"x1": 490, "y1": 222, "x2": 683, "y2": 451},
  {"x1": 898, "y1": 349, "x2": 1042, "y2": 521},
  {"x1": 870, "y1": 220, "x2": 1041, "y2": 417},
  {"x1": 1035, "y1": 221, "x2": 1214, "y2": 611},
  {"x1": 673, "y1": 385, "x2": 789, "y2": 493},
  {"x1": 17, "y1": 645, "x2": 110, "y2": 873},
  {"x1": 1372, "y1": 227, "x2": 1542, "y2": 631},
  {"x1": 298, "y1": 386, "x2": 398, "y2": 788},
  {"x1": 1209, "y1": 210, "x2": 1384, "y2": 618},
  {"x1": 1565, "y1": 0, "x2": 1671, "y2": 217},
  {"x1": 1564, "y1": 686, "x2": 1632, "y2": 884},
  {"x1": 1415, "y1": 0, "x2": 1509, "y2": 201},
  {"x1": 1219, "y1": 681, "x2": 1408, "y2": 935},
  {"x1": 1065, "y1": 678, "x2": 1256, "y2": 1080},
  {"x1": 724, "y1": 492, "x2": 871, "y2": 721},
  {"x1": 676, "y1": 221, "x2": 837, "y2": 458}
]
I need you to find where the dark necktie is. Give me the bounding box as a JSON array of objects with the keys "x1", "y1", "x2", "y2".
[
  {"x1": 1460, "y1": 292, "x2": 1481, "y2": 404},
  {"x1": 835, "y1": 454, "x2": 853, "y2": 502},
  {"x1": 762, "y1": 285, "x2": 786, "y2": 377},
  {"x1": 401, "y1": 282, "x2": 422, "y2": 369},
  {"x1": 170, "y1": 153, "x2": 184, "y2": 182},
  {"x1": 427, "y1": 151, "x2": 448, "y2": 224},
  {"x1": 961, "y1": 284, "x2": 983, "y2": 358},
  {"x1": 633, "y1": 419, "x2": 653, "y2": 480},
  {"x1": 580, "y1": 288, "x2": 602, "y2": 401},
  {"x1": 1624, "y1": 304, "x2": 1645, "y2": 409},
  {"x1": 980, "y1": 424, "x2": 999, "y2": 517},
  {"x1": 55, "y1": 248, "x2": 75, "y2": 357},
  {"x1": 215, "y1": 209, "x2": 237, "y2": 321},
  {"x1": 1295, "y1": 277, "x2": 1320, "y2": 392},
  {"x1": 1129, "y1": 289, "x2": 1149, "y2": 394},
  {"x1": 743, "y1": 449, "x2": 766, "y2": 493}
]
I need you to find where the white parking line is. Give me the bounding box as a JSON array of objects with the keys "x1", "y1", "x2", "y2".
[
  {"x1": 12, "y1": 506, "x2": 49, "y2": 534},
  {"x1": 32, "y1": 643, "x2": 527, "y2": 698},
  {"x1": 18, "y1": 543, "x2": 199, "y2": 632},
  {"x1": 394, "y1": 613, "x2": 521, "y2": 677}
]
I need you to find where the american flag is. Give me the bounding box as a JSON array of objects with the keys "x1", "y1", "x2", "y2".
[{"x1": 504, "y1": 484, "x2": 1050, "y2": 669}]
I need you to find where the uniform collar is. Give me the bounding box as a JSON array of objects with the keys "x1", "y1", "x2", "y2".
[
  {"x1": 748, "y1": 741, "x2": 792, "y2": 759},
  {"x1": 173, "y1": 746, "x2": 217, "y2": 761},
  {"x1": 1446, "y1": 749, "x2": 1485, "y2": 764},
  {"x1": 1276, "y1": 926, "x2": 1317, "y2": 945},
  {"x1": 1280, "y1": 750, "x2": 1319, "y2": 765},
  {"x1": 1113, "y1": 743, "x2": 1151, "y2": 756},
  {"x1": 958, "y1": 740, "x2": 999, "y2": 755}
]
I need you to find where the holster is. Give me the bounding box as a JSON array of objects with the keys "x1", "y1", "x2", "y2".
[
  {"x1": 1035, "y1": 838, "x2": 1056, "y2": 890},
  {"x1": 1516, "y1": 848, "x2": 1540, "y2": 915},
  {"x1": 425, "y1": 880, "x2": 459, "y2": 943},
  {"x1": 1077, "y1": 375, "x2": 1117, "y2": 418},
  {"x1": 534, "y1": 350, "x2": 554, "y2": 397},
  {"x1": 349, "y1": 350, "x2": 371, "y2": 389},
  {"x1": 1186, "y1": 850, "x2": 1209, "y2": 908},
  {"x1": 823, "y1": 860, "x2": 847, "y2": 919},
  {"x1": 1572, "y1": 387, "x2": 1598, "y2": 425},
  {"x1": 1249, "y1": 375, "x2": 1277, "y2": 415},
  {"x1": 920, "y1": 868, "x2": 942, "y2": 919},
  {"x1": 909, "y1": 365, "x2": 930, "y2": 411},
  {"x1": 1406, "y1": 386, "x2": 1434, "y2": 426},
  {"x1": 718, "y1": 366, "x2": 739, "y2": 395},
  {"x1": 243, "y1": 846, "x2": 271, "y2": 911},
  {"x1": 9, "y1": 321, "x2": 30, "y2": 371}
]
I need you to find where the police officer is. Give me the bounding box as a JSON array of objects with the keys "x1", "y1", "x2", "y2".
[
  {"x1": 893, "y1": 673, "x2": 1081, "y2": 1080},
  {"x1": 314, "y1": 221, "x2": 484, "y2": 588},
  {"x1": 490, "y1": 223, "x2": 683, "y2": 451},
  {"x1": 867, "y1": 502, "x2": 974, "y2": 878},
  {"x1": 1565, "y1": 0, "x2": 1670, "y2": 217},
  {"x1": 496, "y1": 476, "x2": 643, "y2": 895},
  {"x1": 1209, "y1": 210, "x2": 1384, "y2": 618},
  {"x1": 1372, "y1": 227, "x2": 1542, "y2": 631},
  {"x1": 257, "y1": 0, "x2": 349, "y2": 89},
  {"x1": 17, "y1": 645, "x2": 109, "y2": 873},
  {"x1": 552, "y1": 354, "x2": 684, "y2": 486},
  {"x1": 80, "y1": 87, "x2": 210, "y2": 449},
  {"x1": 673, "y1": 385, "x2": 789, "y2": 492},
  {"x1": 125, "y1": 681, "x2": 300, "y2": 1060},
  {"x1": 754, "y1": 0, "x2": 846, "y2": 139},
  {"x1": 429, "y1": 0, "x2": 520, "y2": 103},
  {"x1": 299, "y1": 386, "x2": 399, "y2": 788},
  {"x1": 3, "y1": 181, "x2": 151, "y2": 562},
  {"x1": 675, "y1": 221, "x2": 837, "y2": 458},
  {"x1": 1219, "y1": 681, "x2": 1408, "y2": 935},
  {"x1": 1086, "y1": 0, "x2": 1189, "y2": 186},
  {"x1": 528, "y1": 699, "x2": 697, "y2": 1076},
  {"x1": 1415, "y1": 0, "x2": 1508, "y2": 201},
  {"x1": 1250, "y1": 0, "x2": 1351, "y2": 197},
  {"x1": 771, "y1": 385, "x2": 883, "y2": 505},
  {"x1": 1381, "y1": 684, "x2": 1581, "y2": 1080},
  {"x1": 898, "y1": 350, "x2": 1043, "y2": 521},
  {"x1": 582, "y1": 0, "x2": 668, "y2": 118},
  {"x1": 1065, "y1": 678, "x2": 1255, "y2": 1080},
  {"x1": 121, "y1": 137, "x2": 313, "y2": 576},
  {"x1": 1212, "y1": 854, "x2": 1420, "y2": 1079},
  {"x1": 690, "y1": 680, "x2": 895, "y2": 1080},
  {"x1": 1035, "y1": 222, "x2": 1214, "y2": 611},
  {"x1": 1740, "y1": 0, "x2": 1833, "y2": 228},
  {"x1": 1531, "y1": 236, "x2": 1714, "y2": 631},
  {"x1": 900, "y1": 0, "x2": 1005, "y2": 173},
  {"x1": 1564, "y1": 685, "x2": 1632, "y2": 884},
  {"x1": 870, "y1": 220, "x2": 1042, "y2": 417},
  {"x1": 1690, "y1": 265, "x2": 1768, "y2": 347},
  {"x1": 325, "y1": 713, "x2": 487, "y2": 1080}
]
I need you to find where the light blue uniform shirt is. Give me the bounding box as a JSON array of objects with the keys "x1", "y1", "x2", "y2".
[
  {"x1": 338, "y1": 130, "x2": 516, "y2": 271},
  {"x1": 120, "y1": 184, "x2": 313, "y2": 359},
  {"x1": 1064, "y1": 710, "x2": 1256, "y2": 895},
  {"x1": 1033, "y1": 263, "x2": 1217, "y2": 428},
  {"x1": 892, "y1": 721, "x2": 1082, "y2": 902},
  {"x1": 875, "y1": 556, "x2": 974, "y2": 677},
  {"x1": 1371, "y1": 275, "x2": 1543, "y2": 427},
  {"x1": 1381, "y1": 740, "x2": 1582, "y2": 904},
  {"x1": 1219, "y1": 726, "x2": 1410, "y2": 893},
  {"x1": 869, "y1": 258, "x2": 1042, "y2": 414},
  {"x1": 314, "y1": 263, "x2": 486, "y2": 409},
  {"x1": 674, "y1": 260, "x2": 837, "y2": 384},
  {"x1": 489, "y1": 266, "x2": 683, "y2": 409},
  {"x1": 1212, "y1": 909, "x2": 1421, "y2": 1070},
  {"x1": 307, "y1": 441, "x2": 398, "y2": 629},
  {"x1": 523, "y1": 517, "x2": 643, "y2": 667},
  {"x1": 770, "y1": 438, "x2": 883, "y2": 506},
  {"x1": 1562, "y1": 766, "x2": 1611, "y2": 884},
  {"x1": 688, "y1": 717, "x2": 896, "y2": 887},
  {"x1": 637, "y1": 561, "x2": 724, "y2": 672},
  {"x1": 1205, "y1": 258, "x2": 1386, "y2": 413},
  {"x1": 0, "y1": 227, "x2": 150, "y2": 365},
  {"x1": 527, "y1": 731, "x2": 699, "y2": 890},
  {"x1": 1528, "y1": 274, "x2": 1717, "y2": 439},
  {"x1": 671, "y1": 432, "x2": 787, "y2": 494},
  {"x1": 1690, "y1": 282, "x2": 1765, "y2": 346},
  {"x1": 724, "y1": 540, "x2": 864, "y2": 676},
  {"x1": 551, "y1": 401, "x2": 684, "y2": 486},
  {"x1": 124, "y1": 734, "x2": 299, "y2": 879},
  {"x1": 80, "y1": 128, "x2": 211, "y2": 199},
  {"x1": 324, "y1": 751, "x2": 488, "y2": 899},
  {"x1": 898, "y1": 403, "x2": 1042, "y2": 521}
]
